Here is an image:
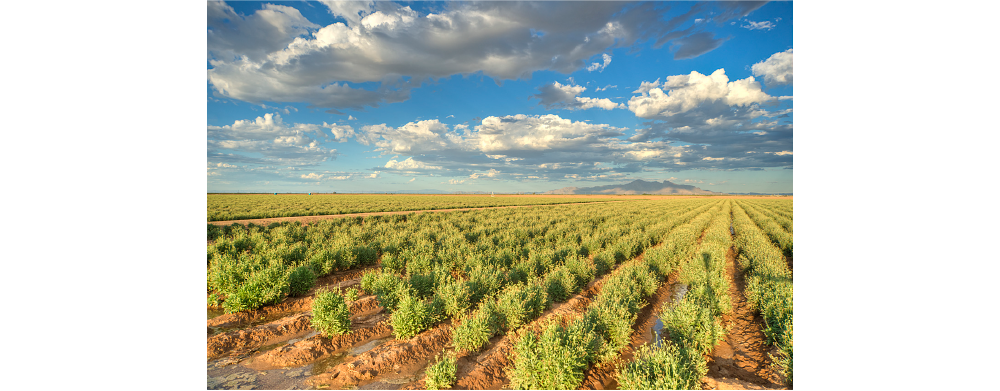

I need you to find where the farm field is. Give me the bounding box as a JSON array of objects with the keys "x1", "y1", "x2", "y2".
[
  {"x1": 208, "y1": 194, "x2": 622, "y2": 222},
  {"x1": 207, "y1": 197, "x2": 792, "y2": 390}
]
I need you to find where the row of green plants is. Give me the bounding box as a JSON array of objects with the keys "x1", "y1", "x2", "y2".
[
  {"x1": 737, "y1": 200, "x2": 794, "y2": 257},
  {"x1": 740, "y1": 199, "x2": 793, "y2": 234},
  {"x1": 357, "y1": 200, "x2": 720, "y2": 342},
  {"x1": 732, "y1": 202, "x2": 793, "y2": 384},
  {"x1": 208, "y1": 194, "x2": 616, "y2": 221},
  {"x1": 505, "y1": 202, "x2": 726, "y2": 390},
  {"x1": 615, "y1": 200, "x2": 734, "y2": 389}
]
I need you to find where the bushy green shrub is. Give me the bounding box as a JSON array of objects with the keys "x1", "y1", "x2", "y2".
[
  {"x1": 615, "y1": 342, "x2": 707, "y2": 390},
  {"x1": 353, "y1": 244, "x2": 379, "y2": 266},
  {"x1": 409, "y1": 272, "x2": 437, "y2": 299},
  {"x1": 507, "y1": 317, "x2": 600, "y2": 390},
  {"x1": 221, "y1": 262, "x2": 289, "y2": 313},
  {"x1": 361, "y1": 271, "x2": 410, "y2": 312},
  {"x1": 424, "y1": 352, "x2": 457, "y2": 390},
  {"x1": 453, "y1": 300, "x2": 501, "y2": 353},
  {"x1": 344, "y1": 287, "x2": 359, "y2": 302},
  {"x1": 496, "y1": 282, "x2": 548, "y2": 332},
  {"x1": 543, "y1": 268, "x2": 570, "y2": 303},
  {"x1": 592, "y1": 251, "x2": 615, "y2": 276},
  {"x1": 391, "y1": 293, "x2": 437, "y2": 339},
  {"x1": 436, "y1": 277, "x2": 472, "y2": 319},
  {"x1": 659, "y1": 298, "x2": 726, "y2": 356},
  {"x1": 312, "y1": 288, "x2": 351, "y2": 337},
  {"x1": 563, "y1": 255, "x2": 595, "y2": 292},
  {"x1": 468, "y1": 265, "x2": 506, "y2": 304},
  {"x1": 288, "y1": 265, "x2": 317, "y2": 296},
  {"x1": 381, "y1": 253, "x2": 405, "y2": 275}
]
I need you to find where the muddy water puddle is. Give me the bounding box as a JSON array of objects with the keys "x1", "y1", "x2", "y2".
[{"x1": 209, "y1": 310, "x2": 302, "y2": 337}]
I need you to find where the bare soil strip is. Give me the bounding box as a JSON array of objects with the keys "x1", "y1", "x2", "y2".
[
  {"x1": 701, "y1": 247, "x2": 786, "y2": 390},
  {"x1": 208, "y1": 313, "x2": 315, "y2": 360},
  {"x1": 208, "y1": 201, "x2": 624, "y2": 226},
  {"x1": 247, "y1": 316, "x2": 393, "y2": 370},
  {"x1": 208, "y1": 295, "x2": 380, "y2": 359},
  {"x1": 307, "y1": 323, "x2": 455, "y2": 389}
]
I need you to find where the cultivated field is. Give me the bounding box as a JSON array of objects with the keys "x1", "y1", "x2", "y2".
[
  {"x1": 207, "y1": 196, "x2": 793, "y2": 390},
  {"x1": 207, "y1": 194, "x2": 620, "y2": 222}
]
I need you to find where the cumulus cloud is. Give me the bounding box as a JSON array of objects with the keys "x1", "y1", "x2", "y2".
[
  {"x1": 621, "y1": 64, "x2": 792, "y2": 170},
  {"x1": 208, "y1": 113, "x2": 338, "y2": 166},
  {"x1": 319, "y1": 0, "x2": 375, "y2": 27},
  {"x1": 628, "y1": 69, "x2": 773, "y2": 120},
  {"x1": 752, "y1": 49, "x2": 793, "y2": 86},
  {"x1": 207, "y1": 1, "x2": 745, "y2": 111},
  {"x1": 324, "y1": 122, "x2": 356, "y2": 142},
  {"x1": 384, "y1": 157, "x2": 442, "y2": 171},
  {"x1": 587, "y1": 53, "x2": 612, "y2": 72},
  {"x1": 532, "y1": 81, "x2": 625, "y2": 111}
]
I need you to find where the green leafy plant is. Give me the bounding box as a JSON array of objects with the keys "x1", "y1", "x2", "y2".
[
  {"x1": 424, "y1": 352, "x2": 457, "y2": 390},
  {"x1": 288, "y1": 265, "x2": 317, "y2": 297},
  {"x1": 391, "y1": 292, "x2": 437, "y2": 339},
  {"x1": 344, "y1": 287, "x2": 360, "y2": 302},
  {"x1": 312, "y1": 288, "x2": 351, "y2": 337},
  {"x1": 616, "y1": 342, "x2": 707, "y2": 390},
  {"x1": 507, "y1": 317, "x2": 600, "y2": 390},
  {"x1": 453, "y1": 300, "x2": 501, "y2": 353}
]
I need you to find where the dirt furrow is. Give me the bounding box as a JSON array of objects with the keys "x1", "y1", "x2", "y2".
[
  {"x1": 307, "y1": 323, "x2": 455, "y2": 389},
  {"x1": 247, "y1": 319, "x2": 393, "y2": 370},
  {"x1": 208, "y1": 295, "x2": 380, "y2": 358},
  {"x1": 701, "y1": 247, "x2": 786, "y2": 390},
  {"x1": 208, "y1": 313, "x2": 315, "y2": 360}
]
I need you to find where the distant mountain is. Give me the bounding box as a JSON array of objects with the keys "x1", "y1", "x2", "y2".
[{"x1": 543, "y1": 179, "x2": 723, "y2": 195}]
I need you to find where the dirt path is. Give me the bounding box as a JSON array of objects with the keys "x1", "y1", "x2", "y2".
[
  {"x1": 208, "y1": 201, "x2": 624, "y2": 226},
  {"x1": 701, "y1": 246, "x2": 787, "y2": 390}
]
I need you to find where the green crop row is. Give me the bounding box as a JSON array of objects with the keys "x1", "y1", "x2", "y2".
[
  {"x1": 733, "y1": 202, "x2": 793, "y2": 384},
  {"x1": 372, "y1": 200, "x2": 721, "y2": 343},
  {"x1": 740, "y1": 199, "x2": 793, "y2": 234},
  {"x1": 737, "y1": 200, "x2": 794, "y2": 257},
  {"x1": 617, "y1": 200, "x2": 734, "y2": 390},
  {"x1": 506, "y1": 201, "x2": 726, "y2": 390},
  {"x1": 207, "y1": 194, "x2": 617, "y2": 221}
]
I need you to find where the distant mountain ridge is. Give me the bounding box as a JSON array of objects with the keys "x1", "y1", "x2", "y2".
[{"x1": 543, "y1": 179, "x2": 722, "y2": 195}]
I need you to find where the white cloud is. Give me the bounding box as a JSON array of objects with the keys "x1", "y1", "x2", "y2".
[
  {"x1": 627, "y1": 69, "x2": 773, "y2": 120},
  {"x1": 594, "y1": 84, "x2": 617, "y2": 92},
  {"x1": 446, "y1": 115, "x2": 455, "y2": 118},
  {"x1": 408, "y1": 177, "x2": 416, "y2": 182},
  {"x1": 348, "y1": 115, "x2": 357, "y2": 120},
  {"x1": 533, "y1": 81, "x2": 625, "y2": 111},
  {"x1": 384, "y1": 157, "x2": 442, "y2": 170},
  {"x1": 751, "y1": 49, "x2": 793, "y2": 86},
  {"x1": 587, "y1": 53, "x2": 612, "y2": 72},
  {"x1": 741, "y1": 20, "x2": 775, "y2": 31},
  {"x1": 323, "y1": 122, "x2": 356, "y2": 142},
  {"x1": 319, "y1": 1, "x2": 375, "y2": 27},
  {"x1": 207, "y1": 113, "x2": 338, "y2": 166},
  {"x1": 207, "y1": 1, "x2": 724, "y2": 111}
]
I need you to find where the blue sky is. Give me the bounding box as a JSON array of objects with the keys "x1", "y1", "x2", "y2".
[{"x1": 207, "y1": 1, "x2": 793, "y2": 193}]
